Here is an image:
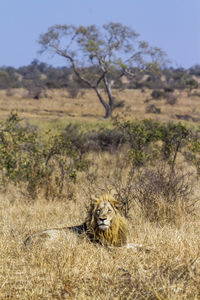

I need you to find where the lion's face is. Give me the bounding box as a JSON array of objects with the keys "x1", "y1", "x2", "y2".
[
  {"x1": 94, "y1": 201, "x2": 115, "y2": 231},
  {"x1": 86, "y1": 194, "x2": 128, "y2": 247}
]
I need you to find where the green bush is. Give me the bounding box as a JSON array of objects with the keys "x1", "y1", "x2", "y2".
[
  {"x1": 159, "y1": 123, "x2": 190, "y2": 172},
  {"x1": 114, "y1": 119, "x2": 162, "y2": 167},
  {"x1": 151, "y1": 90, "x2": 166, "y2": 99},
  {"x1": 113, "y1": 119, "x2": 194, "y2": 172},
  {"x1": 0, "y1": 113, "x2": 89, "y2": 199}
]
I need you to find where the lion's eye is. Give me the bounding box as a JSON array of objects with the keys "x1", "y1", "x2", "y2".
[{"x1": 108, "y1": 209, "x2": 112, "y2": 213}]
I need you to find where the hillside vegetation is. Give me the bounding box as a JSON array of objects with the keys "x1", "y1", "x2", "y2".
[
  {"x1": 1, "y1": 60, "x2": 200, "y2": 92},
  {"x1": 1, "y1": 87, "x2": 200, "y2": 299}
]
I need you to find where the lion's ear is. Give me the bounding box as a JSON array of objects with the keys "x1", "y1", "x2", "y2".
[
  {"x1": 90, "y1": 194, "x2": 99, "y2": 205},
  {"x1": 109, "y1": 190, "x2": 121, "y2": 209},
  {"x1": 113, "y1": 200, "x2": 122, "y2": 210}
]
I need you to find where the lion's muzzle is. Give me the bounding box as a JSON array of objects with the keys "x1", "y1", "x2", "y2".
[{"x1": 97, "y1": 217, "x2": 110, "y2": 230}]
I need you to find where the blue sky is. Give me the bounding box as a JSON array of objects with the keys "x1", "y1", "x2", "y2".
[{"x1": 1, "y1": 0, "x2": 200, "y2": 68}]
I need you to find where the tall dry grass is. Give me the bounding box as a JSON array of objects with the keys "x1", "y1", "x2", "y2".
[
  {"x1": 1, "y1": 153, "x2": 200, "y2": 299},
  {"x1": 0, "y1": 88, "x2": 200, "y2": 125}
]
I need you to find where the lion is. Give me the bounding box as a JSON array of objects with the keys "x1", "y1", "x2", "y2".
[{"x1": 24, "y1": 194, "x2": 128, "y2": 248}]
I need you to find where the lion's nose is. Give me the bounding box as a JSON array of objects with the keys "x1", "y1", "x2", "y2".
[{"x1": 99, "y1": 217, "x2": 107, "y2": 222}]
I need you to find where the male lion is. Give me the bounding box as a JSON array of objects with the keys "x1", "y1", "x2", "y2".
[{"x1": 24, "y1": 194, "x2": 128, "y2": 248}]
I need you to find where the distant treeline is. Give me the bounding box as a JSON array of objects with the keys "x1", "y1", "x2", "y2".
[{"x1": 0, "y1": 59, "x2": 199, "y2": 94}]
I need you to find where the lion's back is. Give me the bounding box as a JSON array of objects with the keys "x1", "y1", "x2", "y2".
[{"x1": 24, "y1": 228, "x2": 71, "y2": 247}]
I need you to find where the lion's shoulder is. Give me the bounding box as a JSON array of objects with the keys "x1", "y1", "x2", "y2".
[{"x1": 66, "y1": 223, "x2": 87, "y2": 235}]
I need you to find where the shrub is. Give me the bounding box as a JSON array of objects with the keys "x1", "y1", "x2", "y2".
[
  {"x1": 107, "y1": 160, "x2": 194, "y2": 223},
  {"x1": 151, "y1": 88, "x2": 178, "y2": 105},
  {"x1": 0, "y1": 113, "x2": 89, "y2": 199},
  {"x1": 159, "y1": 122, "x2": 190, "y2": 172},
  {"x1": 62, "y1": 124, "x2": 126, "y2": 153},
  {"x1": 165, "y1": 93, "x2": 178, "y2": 105},
  {"x1": 132, "y1": 164, "x2": 193, "y2": 224},
  {"x1": 67, "y1": 86, "x2": 80, "y2": 98},
  {"x1": 113, "y1": 99, "x2": 125, "y2": 110},
  {"x1": 114, "y1": 119, "x2": 163, "y2": 167},
  {"x1": 93, "y1": 128, "x2": 125, "y2": 151},
  {"x1": 146, "y1": 104, "x2": 161, "y2": 114},
  {"x1": 114, "y1": 119, "x2": 194, "y2": 172},
  {"x1": 185, "y1": 79, "x2": 199, "y2": 90},
  {"x1": 164, "y1": 87, "x2": 174, "y2": 93},
  {"x1": 151, "y1": 90, "x2": 166, "y2": 100}
]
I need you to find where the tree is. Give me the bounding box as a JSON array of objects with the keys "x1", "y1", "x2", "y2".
[
  {"x1": 0, "y1": 71, "x2": 10, "y2": 89},
  {"x1": 39, "y1": 23, "x2": 167, "y2": 118}
]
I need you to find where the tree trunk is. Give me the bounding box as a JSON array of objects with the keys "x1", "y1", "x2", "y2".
[
  {"x1": 104, "y1": 105, "x2": 112, "y2": 118},
  {"x1": 103, "y1": 76, "x2": 114, "y2": 112},
  {"x1": 94, "y1": 87, "x2": 113, "y2": 119}
]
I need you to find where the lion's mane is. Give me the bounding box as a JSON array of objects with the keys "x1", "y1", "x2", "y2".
[{"x1": 85, "y1": 194, "x2": 128, "y2": 247}]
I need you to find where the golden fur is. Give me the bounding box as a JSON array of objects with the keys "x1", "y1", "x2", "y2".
[
  {"x1": 85, "y1": 194, "x2": 128, "y2": 247},
  {"x1": 24, "y1": 194, "x2": 128, "y2": 247}
]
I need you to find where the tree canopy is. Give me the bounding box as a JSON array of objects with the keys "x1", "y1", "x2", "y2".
[{"x1": 39, "y1": 22, "x2": 168, "y2": 118}]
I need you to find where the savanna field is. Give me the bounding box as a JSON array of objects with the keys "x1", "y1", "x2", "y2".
[{"x1": 1, "y1": 88, "x2": 200, "y2": 299}]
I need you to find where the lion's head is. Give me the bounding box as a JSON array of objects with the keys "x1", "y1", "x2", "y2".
[{"x1": 86, "y1": 194, "x2": 128, "y2": 247}]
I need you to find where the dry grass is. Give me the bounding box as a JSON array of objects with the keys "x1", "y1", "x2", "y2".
[
  {"x1": 1, "y1": 88, "x2": 200, "y2": 298},
  {"x1": 0, "y1": 88, "x2": 200, "y2": 126},
  {"x1": 1, "y1": 185, "x2": 200, "y2": 299}
]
